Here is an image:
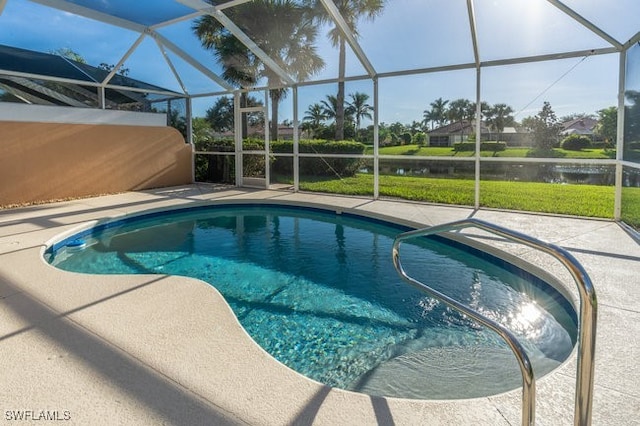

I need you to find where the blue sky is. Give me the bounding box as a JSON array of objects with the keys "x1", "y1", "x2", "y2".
[{"x1": 0, "y1": 0, "x2": 638, "y2": 125}]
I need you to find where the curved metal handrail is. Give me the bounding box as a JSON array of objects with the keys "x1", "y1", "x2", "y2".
[{"x1": 392, "y1": 218, "x2": 597, "y2": 426}]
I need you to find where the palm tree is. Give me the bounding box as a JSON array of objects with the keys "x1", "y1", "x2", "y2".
[
  {"x1": 194, "y1": 13, "x2": 257, "y2": 137},
  {"x1": 427, "y1": 97, "x2": 450, "y2": 128},
  {"x1": 447, "y1": 98, "x2": 473, "y2": 140},
  {"x1": 321, "y1": 94, "x2": 354, "y2": 128},
  {"x1": 485, "y1": 103, "x2": 515, "y2": 142},
  {"x1": 409, "y1": 120, "x2": 424, "y2": 134},
  {"x1": 194, "y1": 0, "x2": 324, "y2": 140},
  {"x1": 303, "y1": 102, "x2": 328, "y2": 137},
  {"x1": 447, "y1": 98, "x2": 471, "y2": 124},
  {"x1": 308, "y1": 0, "x2": 385, "y2": 140},
  {"x1": 464, "y1": 102, "x2": 477, "y2": 123},
  {"x1": 346, "y1": 92, "x2": 373, "y2": 131},
  {"x1": 422, "y1": 109, "x2": 438, "y2": 130},
  {"x1": 320, "y1": 94, "x2": 339, "y2": 122}
]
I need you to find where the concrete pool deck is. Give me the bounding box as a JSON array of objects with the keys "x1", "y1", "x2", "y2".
[{"x1": 0, "y1": 184, "x2": 638, "y2": 425}]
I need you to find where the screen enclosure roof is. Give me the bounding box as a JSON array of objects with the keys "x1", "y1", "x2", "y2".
[{"x1": 0, "y1": 0, "x2": 639, "y2": 99}]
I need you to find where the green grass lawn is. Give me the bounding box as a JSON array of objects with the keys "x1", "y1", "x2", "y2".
[
  {"x1": 367, "y1": 144, "x2": 614, "y2": 159},
  {"x1": 622, "y1": 186, "x2": 640, "y2": 228},
  {"x1": 298, "y1": 173, "x2": 615, "y2": 218}
]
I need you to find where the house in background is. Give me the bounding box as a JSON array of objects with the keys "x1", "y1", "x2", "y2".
[
  {"x1": 560, "y1": 117, "x2": 598, "y2": 139},
  {"x1": 499, "y1": 125, "x2": 533, "y2": 146},
  {"x1": 427, "y1": 120, "x2": 488, "y2": 146},
  {"x1": 427, "y1": 121, "x2": 532, "y2": 147}
]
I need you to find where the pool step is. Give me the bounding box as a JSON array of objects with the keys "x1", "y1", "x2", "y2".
[{"x1": 348, "y1": 345, "x2": 560, "y2": 400}]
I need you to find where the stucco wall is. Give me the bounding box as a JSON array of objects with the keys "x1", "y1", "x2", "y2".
[{"x1": 0, "y1": 121, "x2": 193, "y2": 206}]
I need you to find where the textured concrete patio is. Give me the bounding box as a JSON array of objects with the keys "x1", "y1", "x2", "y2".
[{"x1": 1, "y1": 184, "x2": 638, "y2": 425}]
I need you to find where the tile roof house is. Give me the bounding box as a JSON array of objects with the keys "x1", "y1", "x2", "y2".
[
  {"x1": 560, "y1": 117, "x2": 598, "y2": 137},
  {"x1": 427, "y1": 120, "x2": 488, "y2": 146},
  {"x1": 427, "y1": 121, "x2": 532, "y2": 146}
]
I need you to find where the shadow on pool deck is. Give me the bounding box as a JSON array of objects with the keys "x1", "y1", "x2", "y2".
[{"x1": 0, "y1": 273, "x2": 247, "y2": 425}]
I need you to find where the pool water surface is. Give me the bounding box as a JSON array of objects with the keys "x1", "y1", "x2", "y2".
[{"x1": 46, "y1": 205, "x2": 577, "y2": 399}]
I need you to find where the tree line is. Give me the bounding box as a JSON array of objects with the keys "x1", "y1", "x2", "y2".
[{"x1": 197, "y1": 89, "x2": 618, "y2": 153}]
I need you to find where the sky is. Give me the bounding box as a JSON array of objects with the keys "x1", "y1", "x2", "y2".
[{"x1": 0, "y1": 0, "x2": 638, "y2": 126}]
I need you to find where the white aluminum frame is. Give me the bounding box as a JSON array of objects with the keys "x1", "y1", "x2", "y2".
[{"x1": 3, "y1": 0, "x2": 640, "y2": 224}]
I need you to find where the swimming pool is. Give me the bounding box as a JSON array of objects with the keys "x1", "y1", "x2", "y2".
[{"x1": 45, "y1": 204, "x2": 577, "y2": 400}]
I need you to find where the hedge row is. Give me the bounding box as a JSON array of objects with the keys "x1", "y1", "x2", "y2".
[
  {"x1": 196, "y1": 138, "x2": 365, "y2": 154},
  {"x1": 195, "y1": 138, "x2": 366, "y2": 179},
  {"x1": 271, "y1": 139, "x2": 366, "y2": 154},
  {"x1": 272, "y1": 139, "x2": 366, "y2": 176},
  {"x1": 195, "y1": 138, "x2": 258, "y2": 152},
  {"x1": 561, "y1": 134, "x2": 592, "y2": 151}
]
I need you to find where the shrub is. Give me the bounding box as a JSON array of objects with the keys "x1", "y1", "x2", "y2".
[
  {"x1": 561, "y1": 134, "x2": 592, "y2": 151},
  {"x1": 195, "y1": 137, "x2": 235, "y2": 152},
  {"x1": 481, "y1": 141, "x2": 507, "y2": 152},
  {"x1": 243, "y1": 137, "x2": 265, "y2": 151},
  {"x1": 400, "y1": 132, "x2": 413, "y2": 145},
  {"x1": 271, "y1": 139, "x2": 366, "y2": 177},
  {"x1": 412, "y1": 132, "x2": 427, "y2": 146},
  {"x1": 194, "y1": 138, "x2": 270, "y2": 182},
  {"x1": 194, "y1": 138, "x2": 234, "y2": 183},
  {"x1": 195, "y1": 153, "x2": 235, "y2": 183},
  {"x1": 453, "y1": 142, "x2": 475, "y2": 152}
]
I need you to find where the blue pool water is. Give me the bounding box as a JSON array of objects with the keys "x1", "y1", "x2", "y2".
[{"x1": 46, "y1": 204, "x2": 577, "y2": 399}]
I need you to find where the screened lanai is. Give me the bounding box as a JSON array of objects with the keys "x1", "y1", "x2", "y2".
[
  {"x1": 2, "y1": 3, "x2": 640, "y2": 425},
  {"x1": 1, "y1": 0, "x2": 639, "y2": 232}
]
